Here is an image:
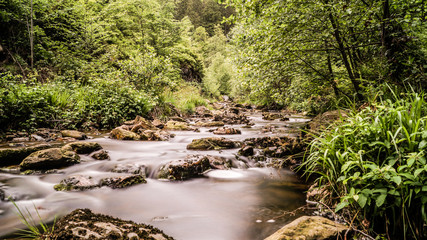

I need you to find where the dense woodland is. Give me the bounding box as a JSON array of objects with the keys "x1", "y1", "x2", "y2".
[{"x1": 1, "y1": 0, "x2": 427, "y2": 239}]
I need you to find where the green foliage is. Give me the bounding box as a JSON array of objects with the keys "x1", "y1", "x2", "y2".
[
  {"x1": 0, "y1": 73, "x2": 152, "y2": 132},
  {"x1": 302, "y1": 92, "x2": 427, "y2": 239},
  {"x1": 225, "y1": 0, "x2": 427, "y2": 111},
  {"x1": 162, "y1": 83, "x2": 207, "y2": 114}
]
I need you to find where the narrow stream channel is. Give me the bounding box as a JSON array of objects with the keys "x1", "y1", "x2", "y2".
[{"x1": 0, "y1": 113, "x2": 311, "y2": 240}]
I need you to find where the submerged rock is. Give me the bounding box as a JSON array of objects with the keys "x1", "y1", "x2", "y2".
[
  {"x1": 100, "y1": 175, "x2": 146, "y2": 189},
  {"x1": 187, "y1": 137, "x2": 239, "y2": 150},
  {"x1": 89, "y1": 150, "x2": 110, "y2": 160},
  {"x1": 20, "y1": 148, "x2": 80, "y2": 170},
  {"x1": 157, "y1": 155, "x2": 231, "y2": 180},
  {"x1": 51, "y1": 208, "x2": 174, "y2": 240},
  {"x1": 213, "y1": 127, "x2": 241, "y2": 135},
  {"x1": 54, "y1": 174, "x2": 147, "y2": 191},
  {"x1": 264, "y1": 216, "x2": 348, "y2": 240},
  {"x1": 112, "y1": 163, "x2": 146, "y2": 175},
  {"x1": 54, "y1": 175, "x2": 98, "y2": 191},
  {"x1": 60, "y1": 130, "x2": 87, "y2": 140},
  {"x1": 0, "y1": 144, "x2": 54, "y2": 167},
  {"x1": 61, "y1": 142, "x2": 102, "y2": 154}
]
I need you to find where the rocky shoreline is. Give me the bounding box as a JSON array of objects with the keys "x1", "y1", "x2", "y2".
[{"x1": 0, "y1": 101, "x2": 349, "y2": 239}]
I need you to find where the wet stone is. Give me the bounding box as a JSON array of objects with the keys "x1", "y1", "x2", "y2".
[
  {"x1": 100, "y1": 175, "x2": 146, "y2": 189},
  {"x1": 112, "y1": 163, "x2": 146, "y2": 175},
  {"x1": 54, "y1": 175, "x2": 99, "y2": 191},
  {"x1": 89, "y1": 150, "x2": 110, "y2": 160},
  {"x1": 213, "y1": 127, "x2": 241, "y2": 135},
  {"x1": 61, "y1": 142, "x2": 102, "y2": 154},
  {"x1": 61, "y1": 130, "x2": 87, "y2": 140},
  {"x1": 238, "y1": 146, "x2": 254, "y2": 156},
  {"x1": 51, "y1": 208, "x2": 174, "y2": 240}
]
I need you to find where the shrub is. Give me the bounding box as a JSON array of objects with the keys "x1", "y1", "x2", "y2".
[{"x1": 302, "y1": 92, "x2": 427, "y2": 239}]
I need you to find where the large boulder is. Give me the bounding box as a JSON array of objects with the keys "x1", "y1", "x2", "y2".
[
  {"x1": 51, "y1": 208, "x2": 174, "y2": 240},
  {"x1": 60, "y1": 130, "x2": 87, "y2": 140},
  {"x1": 264, "y1": 216, "x2": 348, "y2": 240},
  {"x1": 187, "y1": 137, "x2": 239, "y2": 150},
  {"x1": 0, "y1": 144, "x2": 54, "y2": 167},
  {"x1": 20, "y1": 148, "x2": 80, "y2": 170},
  {"x1": 157, "y1": 155, "x2": 231, "y2": 180},
  {"x1": 61, "y1": 142, "x2": 102, "y2": 154}
]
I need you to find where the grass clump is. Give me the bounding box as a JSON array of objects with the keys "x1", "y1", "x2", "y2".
[
  {"x1": 162, "y1": 83, "x2": 208, "y2": 115},
  {"x1": 302, "y1": 92, "x2": 427, "y2": 239},
  {"x1": 10, "y1": 199, "x2": 56, "y2": 239}
]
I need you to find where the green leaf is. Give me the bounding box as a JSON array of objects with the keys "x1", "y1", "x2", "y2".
[
  {"x1": 357, "y1": 194, "x2": 368, "y2": 208},
  {"x1": 391, "y1": 176, "x2": 402, "y2": 185},
  {"x1": 376, "y1": 194, "x2": 387, "y2": 207},
  {"x1": 335, "y1": 201, "x2": 348, "y2": 212},
  {"x1": 422, "y1": 186, "x2": 427, "y2": 192},
  {"x1": 414, "y1": 168, "x2": 424, "y2": 177},
  {"x1": 419, "y1": 140, "x2": 427, "y2": 149}
]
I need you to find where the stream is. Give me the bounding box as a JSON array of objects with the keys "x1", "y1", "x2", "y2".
[{"x1": 0, "y1": 112, "x2": 311, "y2": 240}]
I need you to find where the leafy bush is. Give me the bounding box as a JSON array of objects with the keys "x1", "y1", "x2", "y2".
[
  {"x1": 302, "y1": 93, "x2": 427, "y2": 239},
  {"x1": 0, "y1": 73, "x2": 152, "y2": 132}
]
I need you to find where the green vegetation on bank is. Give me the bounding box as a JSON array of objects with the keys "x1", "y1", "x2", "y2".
[
  {"x1": 0, "y1": 0, "x2": 234, "y2": 133},
  {"x1": 224, "y1": 0, "x2": 427, "y2": 113},
  {"x1": 302, "y1": 90, "x2": 427, "y2": 239}
]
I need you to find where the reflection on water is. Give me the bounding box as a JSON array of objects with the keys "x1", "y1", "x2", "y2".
[{"x1": 0, "y1": 113, "x2": 310, "y2": 240}]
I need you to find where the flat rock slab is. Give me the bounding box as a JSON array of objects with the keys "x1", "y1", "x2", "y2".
[
  {"x1": 187, "y1": 137, "x2": 239, "y2": 150},
  {"x1": 51, "y1": 208, "x2": 174, "y2": 240},
  {"x1": 61, "y1": 130, "x2": 87, "y2": 140},
  {"x1": 264, "y1": 216, "x2": 348, "y2": 240}
]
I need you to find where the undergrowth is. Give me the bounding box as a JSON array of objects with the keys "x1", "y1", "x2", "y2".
[{"x1": 302, "y1": 91, "x2": 427, "y2": 239}]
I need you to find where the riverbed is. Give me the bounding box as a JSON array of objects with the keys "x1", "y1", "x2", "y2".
[{"x1": 0, "y1": 113, "x2": 311, "y2": 240}]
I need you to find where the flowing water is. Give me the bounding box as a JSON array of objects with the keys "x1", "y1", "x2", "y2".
[{"x1": 0, "y1": 113, "x2": 311, "y2": 240}]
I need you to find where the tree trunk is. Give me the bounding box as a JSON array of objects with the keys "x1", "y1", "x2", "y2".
[
  {"x1": 30, "y1": 0, "x2": 34, "y2": 69},
  {"x1": 328, "y1": 12, "x2": 364, "y2": 101}
]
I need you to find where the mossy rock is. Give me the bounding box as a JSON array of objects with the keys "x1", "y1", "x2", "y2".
[
  {"x1": 51, "y1": 208, "x2": 175, "y2": 240},
  {"x1": 187, "y1": 137, "x2": 238, "y2": 150},
  {"x1": 110, "y1": 127, "x2": 140, "y2": 140},
  {"x1": 20, "y1": 148, "x2": 80, "y2": 170},
  {"x1": 61, "y1": 142, "x2": 102, "y2": 154},
  {"x1": 194, "y1": 121, "x2": 225, "y2": 127},
  {"x1": 100, "y1": 175, "x2": 146, "y2": 189},
  {"x1": 54, "y1": 175, "x2": 98, "y2": 191},
  {"x1": 165, "y1": 120, "x2": 193, "y2": 131},
  {"x1": 264, "y1": 216, "x2": 348, "y2": 240},
  {"x1": 0, "y1": 144, "x2": 54, "y2": 167}
]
